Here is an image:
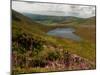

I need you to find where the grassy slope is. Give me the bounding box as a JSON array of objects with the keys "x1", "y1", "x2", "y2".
[
  {"x1": 12, "y1": 10, "x2": 96, "y2": 74},
  {"x1": 73, "y1": 16, "x2": 96, "y2": 43},
  {"x1": 12, "y1": 10, "x2": 71, "y2": 74},
  {"x1": 60, "y1": 16, "x2": 96, "y2": 60},
  {"x1": 60, "y1": 16, "x2": 96, "y2": 26}
]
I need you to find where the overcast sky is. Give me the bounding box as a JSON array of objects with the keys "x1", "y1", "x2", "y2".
[{"x1": 12, "y1": 1, "x2": 95, "y2": 18}]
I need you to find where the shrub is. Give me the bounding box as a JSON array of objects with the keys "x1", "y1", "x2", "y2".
[
  {"x1": 47, "y1": 50, "x2": 60, "y2": 61},
  {"x1": 32, "y1": 58, "x2": 47, "y2": 67}
]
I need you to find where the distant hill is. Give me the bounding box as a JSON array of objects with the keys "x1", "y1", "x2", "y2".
[
  {"x1": 21, "y1": 13, "x2": 96, "y2": 26},
  {"x1": 83, "y1": 16, "x2": 96, "y2": 25},
  {"x1": 22, "y1": 13, "x2": 68, "y2": 25},
  {"x1": 61, "y1": 16, "x2": 96, "y2": 26}
]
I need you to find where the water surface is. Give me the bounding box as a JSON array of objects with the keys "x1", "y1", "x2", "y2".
[{"x1": 47, "y1": 28, "x2": 81, "y2": 41}]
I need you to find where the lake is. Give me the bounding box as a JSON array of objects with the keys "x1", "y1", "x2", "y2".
[{"x1": 47, "y1": 28, "x2": 81, "y2": 41}]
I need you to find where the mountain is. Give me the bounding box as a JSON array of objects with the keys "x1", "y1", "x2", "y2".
[
  {"x1": 22, "y1": 13, "x2": 68, "y2": 25},
  {"x1": 21, "y1": 12, "x2": 96, "y2": 26},
  {"x1": 83, "y1": 16, "x2": 96, "y2": 25},
  {"x1": 61, "y1": 16, "x2": 96, "y2": 26}
]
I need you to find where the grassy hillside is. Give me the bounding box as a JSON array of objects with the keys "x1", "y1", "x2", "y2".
[
  {"x1": 74, "y1": 16, "x2": 96, "y2": 43},
  {"x1": 82, "y1": 16, "x2": 96, "y2": 25},
  {"x1": 12, "y1": 10, "x2": 96, "y2": 75},
  {"x1": 12, "y1": 10, "x2": 49, "y2": 34},
  {"x1": 61, "y1": 16, "x2": 96, "y2": 26}
]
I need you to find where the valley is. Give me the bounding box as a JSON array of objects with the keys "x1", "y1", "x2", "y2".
[{"x1": 12, "y1": 10, "x2": 96, "y2": 75}]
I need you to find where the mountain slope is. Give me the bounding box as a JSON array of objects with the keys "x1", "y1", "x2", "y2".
[
  {"x1": 12, "y1": 10, "x2": 96, "y2": 75},
  {"x1": 12, "y1": 10, "x2": 49, "y2": 34},
  {"x1": 61, "y1": 16, "x2": 96, "y2": 26}
]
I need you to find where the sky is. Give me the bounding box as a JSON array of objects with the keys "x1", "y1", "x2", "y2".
[{"x1": 12, "y1": 1, "x2": 96, "y2": 18}]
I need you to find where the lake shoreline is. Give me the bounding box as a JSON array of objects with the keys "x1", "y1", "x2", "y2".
[{"x1": 47, "y1": 28, "x2": 81, "y2": 41}]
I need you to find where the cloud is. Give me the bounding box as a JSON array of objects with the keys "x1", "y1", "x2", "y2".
[
  {"x1": 67, "y1": 5, "x2": 95, "y2": 18},
  {"x1": 12, "y1": 1, "x2": 95, "y2": 18}
]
